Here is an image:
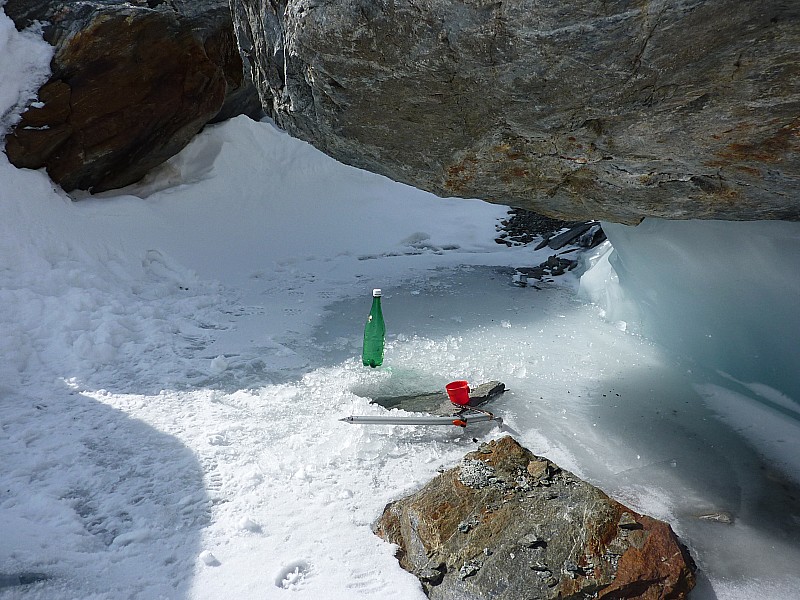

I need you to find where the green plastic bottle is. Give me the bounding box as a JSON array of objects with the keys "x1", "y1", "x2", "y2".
[{"x1": 362, "y1": 288, "x2": 385, "y2": 368}]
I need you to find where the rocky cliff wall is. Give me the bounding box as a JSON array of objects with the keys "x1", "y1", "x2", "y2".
[{"x1": 230, "y1": 0, "x2": 799, "y2": 224}]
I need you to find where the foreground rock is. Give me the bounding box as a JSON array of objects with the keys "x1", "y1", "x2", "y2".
[
  {"x1": 374, "y1": 436, "x2": 696, "y2": 599},
  {"x1": 230, "y1": 0, "x2": 799, "y2": 224},
  {"x1": 4, "y1": 0, "x2": 261, "y2": 193}
]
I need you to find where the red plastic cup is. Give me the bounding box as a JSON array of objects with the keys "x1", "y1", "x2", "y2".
[{"x1": 446, "y1": 380, "x2": 471, "y2": 405}]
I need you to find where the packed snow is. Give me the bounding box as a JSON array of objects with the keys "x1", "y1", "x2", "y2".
[{"x1": 2, "y1": 8, "x2": 800, "y2": 600}]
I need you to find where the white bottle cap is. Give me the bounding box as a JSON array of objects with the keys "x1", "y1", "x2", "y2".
[{"x1": 372, "y1": 288, "x2": 382, "y2": 297}]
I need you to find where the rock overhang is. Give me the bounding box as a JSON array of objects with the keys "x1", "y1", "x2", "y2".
[{"x1": 229, "y1": 0, "x2": 800, "y2": 224}]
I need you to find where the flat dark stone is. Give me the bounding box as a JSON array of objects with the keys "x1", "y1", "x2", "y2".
[
  {"x1": 0, "y1": 573, "x2": 49, "y2": 589},
  {"x1": 371, "y1": 381, "x2": 505, "y2": 416}
]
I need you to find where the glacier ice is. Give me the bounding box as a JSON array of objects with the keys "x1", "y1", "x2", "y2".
[{"x1": 580, "y1": 218, "x2": 800, "y2": 404}]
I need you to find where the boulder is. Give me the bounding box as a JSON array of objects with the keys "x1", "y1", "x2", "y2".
[
  {"x1": 3, "y1": 0, "x2": 262, "y2": 193},
  {"x1": 230, "y1": 0, "x2": 799, "y2": 224},
  {"x1": 373, "y1": 436, "x2": 696, "y2": 599}
]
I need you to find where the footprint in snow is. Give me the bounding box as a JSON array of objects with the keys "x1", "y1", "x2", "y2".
[
  {"x1": 346, "y1": 567, "x2": 391, "y2": 595},
  {"x1": 275, "y1": 561, "x2": 311, "y2": 589}
]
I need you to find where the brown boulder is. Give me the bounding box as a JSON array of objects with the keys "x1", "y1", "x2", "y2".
[
  {"x1": 3, "y1": 1, "x2": 261, "y2": 193},
  {"x1": 373, "y1": 436, "x2": 696, "y2": 599}
]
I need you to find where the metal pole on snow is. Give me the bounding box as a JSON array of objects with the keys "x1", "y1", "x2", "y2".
[{"x1": 339, "y1": 412, "x2": 500, "y2": 427}]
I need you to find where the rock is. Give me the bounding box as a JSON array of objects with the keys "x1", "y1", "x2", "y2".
[
  {"x1": 495, "y1": 208, "x2": 575, "y2": 248},
  {"x1": 3, "y1": 0, "x2": 262, "y2": 193},
  {"x1": 545, "y1": 222, "x2": 603, "y2": 251},
  {"x1": 697, "y1": 511, "x2": 734, "y2": 525},
  {"x1": 373, "y1": 436, "x2": 696, "y2": 599},
  {"x1": 370, "y1": 380, "x2": 505, "y2": 416},
  {"x1": 515, "y1": 256, "x2": 579, "y2": 285},
  {"x1": 230, "y1": 0, "x2": 799, "y2": 224}
]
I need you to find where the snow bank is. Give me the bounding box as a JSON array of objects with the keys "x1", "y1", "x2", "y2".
[{"x1": 0, "y1": 7, "x2": 51, "y2": 135}]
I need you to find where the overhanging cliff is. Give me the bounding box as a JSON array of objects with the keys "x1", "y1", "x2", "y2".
[{"x1": 230, "y1": 0, "x2": 799, "y2": 224}]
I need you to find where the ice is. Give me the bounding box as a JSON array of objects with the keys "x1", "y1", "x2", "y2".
[
  {"x1": 581, "y1": 219, "x2": 800, "y2": 481},
  {"x1": 210, "y1": 355, "x2": 229, "y2": 374},
  {"x1": 587, "y1": 219, "x2": 800, "y2": 403},
  {"x1": 237, "y1": 516, "x2": 262, "y2": 533}
]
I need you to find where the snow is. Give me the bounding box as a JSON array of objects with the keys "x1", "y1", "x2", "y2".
[
  {"x1": 2, "y1": 9, "x2": 800, "y2": 599},
  {"x1": 0, "y1": 10, "x2": 51, "y2": 135}
]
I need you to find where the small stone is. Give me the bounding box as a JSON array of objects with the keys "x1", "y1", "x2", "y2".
[
  {"x1": 458, "y1": 520, "x2": 475, "y2": 533},
  {"x1": 515, "y1": 477, "x2": 531, "y2": 490},
  {"x1": 618, "y1": 512, "x2": 643, "y2": 530},
  {"x1": 527, "y1": 459, "x2": 549, "y2": 479},
  {"x1": 563, "y1": 561, "x2": 586, "y2": 578},
  {"x1": 604, "y1": 553, "x2": 622, "y2": 570},
  {"x1": 417, "y1": 563, "x2": 446, "y2": 586},
  {"x1": 697, "y1": 511, "x2": 734, "y2": 524},
  {"x1": 459, "y1": 561, "x2": 481, "y2": 580},
  {"x1": 520, "y1": 531, "x2": 547, "y2": 549},
  {"x1": 564, "y1": 561, "x2": 579, "y2": 572}
]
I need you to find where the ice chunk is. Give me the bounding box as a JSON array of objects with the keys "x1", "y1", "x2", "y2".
[
  {"x1": 581, "y1": 219, "x2": 800, "y2": 403},
  {"x1": 210, "y1": 355, "x2": 229, "y2": 373}
]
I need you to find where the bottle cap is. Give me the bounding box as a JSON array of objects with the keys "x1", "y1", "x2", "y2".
[{"x1": 372, "y1": 288, "x2": 382, "y2": 297}]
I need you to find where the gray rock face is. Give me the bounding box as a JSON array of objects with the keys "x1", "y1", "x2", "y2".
[
  {"x1": 4, "y1": 0, "x2": 262, "y2": 193},
  {"x1": 230, "y1": 0, "x2": 799, "y2": 224},
  {"x1": 374, "y1": 436, "x2": 697, "y2": 599}
]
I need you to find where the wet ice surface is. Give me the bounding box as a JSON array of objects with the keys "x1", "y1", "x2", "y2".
[
  {"x1": 312, "y1": 266, "x2": 800, "y2": 599},
  {"x1": 0, "y1": 228, "x2": 797, "y2": 599},
  {"x1": 4, "y1": 259, "x2": 798, "y2": 599}
]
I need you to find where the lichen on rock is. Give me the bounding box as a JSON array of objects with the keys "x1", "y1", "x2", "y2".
[{"x1": 373, "y1": 436, "x2": 696, "y2": 599}]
